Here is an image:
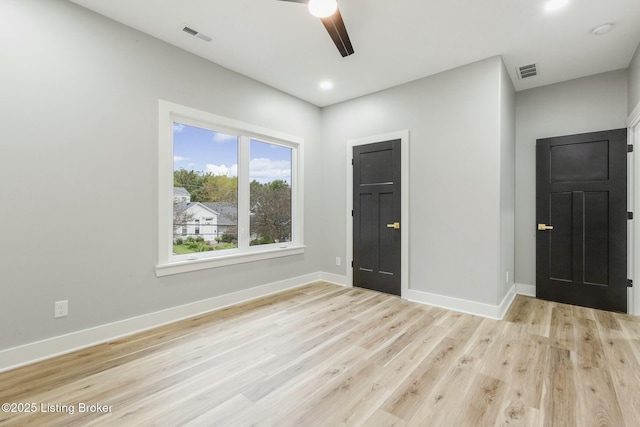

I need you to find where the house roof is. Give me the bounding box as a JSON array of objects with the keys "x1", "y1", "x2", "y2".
[
  {"x1": 202, "y1": 202, "x2": 237, "y2": 226},
  {"x1": 174, "y1": 202, "x2": 218, "y2": 217},
  {"x1": 173, "y1": 187, "x2": 190, "y2": 198}
]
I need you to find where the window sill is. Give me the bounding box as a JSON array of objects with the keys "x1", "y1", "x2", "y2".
[{"x1": 155, "y1": 245, "x2": 306, "y2": 277}]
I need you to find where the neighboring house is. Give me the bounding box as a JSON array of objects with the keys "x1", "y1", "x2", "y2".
[
  {"x1": 173, "y1": 187, "x2": 218, "y2": 242},
  {"x1": 202, "y1": 202, "x2": 238, "y2": 237},
  {"x1": 173, "y1": 187, "x2": 191, "y2": 203}
]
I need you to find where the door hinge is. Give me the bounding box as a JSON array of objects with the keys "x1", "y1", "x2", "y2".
[
  {"x1": 351, "y1": 210, "x2": 354, "y2": 216},
  {"x1": 351, "y1": 159, "x2": 354, "y2": 165},
  {"x1": 629, "y1": 144, "x2": 634, "y2": 153},
  {"x1": 628, "y1": 279, "x2": 633, "y2": 288},
  {"x1": 629, "y1": 212, "x2": 634, "y2": 220},
  {"x1": 351, "y1": 261, "x2": 354, "y2": 268}
]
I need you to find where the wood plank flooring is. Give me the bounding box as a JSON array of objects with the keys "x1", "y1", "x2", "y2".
[{"x1": 2, "y1": 282, "x2": 640, "y2": 426}]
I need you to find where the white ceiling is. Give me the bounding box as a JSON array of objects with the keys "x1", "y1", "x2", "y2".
[{"x1": 69, "y1": 0, "x2": 640, "y2": 107}]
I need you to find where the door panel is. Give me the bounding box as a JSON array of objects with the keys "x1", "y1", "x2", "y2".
[
  {"x1": 360, "y1": 150, "x2": 394, "y2": 184},
  {"x1": 358, "y1": 193, "x2": 375, "y2": 268},
  {"x1": 353, "y1": 140, "x2": 401, "y2": 296},
  {"x1": 536, "y1": 129, "x2": 627, "y2": 312},
  {"x1": 549, "y1": 192, "x2": 572, "y2": 281},
  {"x1": 549, "y1": 140, "x2": 609, "y2": 182},
  {"x1": 584, "y1": 191, "x2": 608, "y2": 286},
  {"x1": 571, "y1": 191, "x2": 585, "y2": 285},
  {"x1": 378, "y1": 191, "x2": 395, "y2": 274}
]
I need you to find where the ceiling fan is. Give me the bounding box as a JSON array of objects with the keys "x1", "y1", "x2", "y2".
[{"x1": 277, "y1": 0, "x2": 355, "y2": 57}]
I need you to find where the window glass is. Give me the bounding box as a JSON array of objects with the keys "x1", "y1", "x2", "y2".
[
  {"x1": 249, "y1": 140, "x2": 292, "y2": 246},
  {"x1": 172, "y1": 122, "x2": 238, "y2": 254}
]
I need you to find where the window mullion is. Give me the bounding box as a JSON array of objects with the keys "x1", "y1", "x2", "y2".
[
  {"x1": 237, "y1": 135, "x2": 251, "y2": 249},
  {"x1": 292, "y1": 143, "x2": 301, "y2": 245}
]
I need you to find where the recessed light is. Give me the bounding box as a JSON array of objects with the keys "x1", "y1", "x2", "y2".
[
  {"x1": 592, "y1": 23, "x2": 614, "y2": 36},
  {"x1": 319, "y1": 81, "x2": 334, "y2": 91},
  {"x1": 544, "y1": 0, "x2": 569, "y2": 12}
]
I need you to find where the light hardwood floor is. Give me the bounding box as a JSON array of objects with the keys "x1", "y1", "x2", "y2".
[{"x1": 2, "y1": 282, "x2": 640, "y2": 426}]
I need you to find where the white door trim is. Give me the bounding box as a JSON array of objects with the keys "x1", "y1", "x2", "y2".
[
  {"x1": 628, "y1": 109, "x2": 640, "y2": 315},
  {"x1": 346, "y1": 130, "x2": 410, "y2": 298}
]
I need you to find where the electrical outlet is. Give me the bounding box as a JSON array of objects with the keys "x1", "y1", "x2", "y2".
[
  {"x1": 54, "y1": 300, "x2": 68, "y2": 318},
  {"x1": 336, "y1": 257, "x2": 341, "y2": 266}
]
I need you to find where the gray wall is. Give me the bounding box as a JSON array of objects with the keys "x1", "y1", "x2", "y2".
[
  {"x1": 2, "y1": 0, "x2": 634, "y2": 354},
  {"x1": 514, "y1": 70, "x2": 629, "y2": 290},
  {"x1": 0, "y1": 0, "x2": 323, "y2": 350},
  {"x1": 630, "y1": 42, "x2": 640, "y2": 115},
  {"x1": 321, "y1": 56, "x2": 514, "y2": 306}
]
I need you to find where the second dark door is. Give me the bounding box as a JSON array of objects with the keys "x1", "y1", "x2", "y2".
[
  {"x1": 536, "y1": 128, "x2": 628, "y2": 312},
  {"x1": 353, "y1": 140, "x2": 401, "y2": 296}
]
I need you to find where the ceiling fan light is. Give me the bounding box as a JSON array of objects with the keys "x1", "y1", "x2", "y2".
[{"x1": 308, "y1": 0, "x2": 337, "y2": 18}]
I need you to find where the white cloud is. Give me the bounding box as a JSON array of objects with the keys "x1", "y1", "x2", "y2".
[
  {"x1": 212, "y1": 132, "x2": 237, "y2": 144},
  {"x1": 250, "y1": 158, "x2": 291, "y2": 183},
  {"x1": 173, "y1": 123, "x2": 185, "y2": 133},
  {"x1": 206, "y1": 163, "x2": 238, "y2": 177},
  {"x1": 173, "y1": 155, "x2": 188, "y2": 162},
  {"x1": 204, "y1": 159, "x2": 291, "y2": 182}
]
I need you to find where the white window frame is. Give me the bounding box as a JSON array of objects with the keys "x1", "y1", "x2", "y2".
[{"x1": 156, "y1": 100, "x2": 305, "y2": 277}]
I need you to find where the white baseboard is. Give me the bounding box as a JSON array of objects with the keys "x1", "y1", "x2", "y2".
[
  {"x1": 0, "y1": 272, "x2": 523, "y2": 373},
  {"x1": 498, "y1": 285, "x2": 517, "y2": 319},
  {"x1": 515, "y1": 283, "x2": 536, "y2": 297},
  {"x1": 0, "y1": 272, "x2": 331, "y2": 373},
  {"x1": 319, "y1": 272, "x2": 349, "y2": 286},
  {"x1": 405, "y1": 285, "x2": 516, "y2": 320}
]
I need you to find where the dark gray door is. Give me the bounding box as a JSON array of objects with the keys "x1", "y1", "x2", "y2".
[
  {"x1": 536, "y1": 129, "x2": 628, "y2": 312},
  {"x1": 353, "y1": 140, "x2": 401, "y2": 296}
]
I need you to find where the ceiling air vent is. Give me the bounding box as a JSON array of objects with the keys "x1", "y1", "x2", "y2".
[
  {"x1": 517, "y1": 63, "x2": 538, "y2": 79},
  {"x1": 182, "y1": 26, "x2": 212, "y2": 42}
]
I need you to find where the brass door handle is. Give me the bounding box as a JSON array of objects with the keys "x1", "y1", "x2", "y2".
[
  {"x1": 537, "y1": 223, "x2": 554, "y2": 231},
  {"x1": 387, "y1": 222, "x2": 400, "y2": 230}
]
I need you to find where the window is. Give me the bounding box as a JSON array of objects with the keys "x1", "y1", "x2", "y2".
[
  {"x1": 157, "y1": 101, "x2": 304, "y2": 276},
  {"x1": 250, "y1": 139, "x2": 292, "y2": 246},
  {"x1": 173, "y1": 124, "x2": 238, "y2": 251}
]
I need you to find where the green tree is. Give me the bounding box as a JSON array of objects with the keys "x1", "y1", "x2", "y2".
[
  {"x1": 250, "y1": 180, "x2": 291, "y2": 244},
  {"x1": 173, "y1": 169, "x2": 205, "y2": 201},
  {"x1": 174, "y1": 170, "x2": 238, "y2": 203},
  {"x1": 201, "y1": 174, "x2": 238, "y2": 203}
]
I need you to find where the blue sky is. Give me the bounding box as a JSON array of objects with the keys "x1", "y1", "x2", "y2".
[{"x1": 173, "y1": 122, "x2": 291, "y2": 184}]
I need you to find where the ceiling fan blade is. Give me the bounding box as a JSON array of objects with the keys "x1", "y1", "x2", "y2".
[
  {"x1": 320, "y1": 7, "x2": 354, "y2": 57},
  {"x1": 276, "y1": 0, "x2": 355, "y2": 57}
]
